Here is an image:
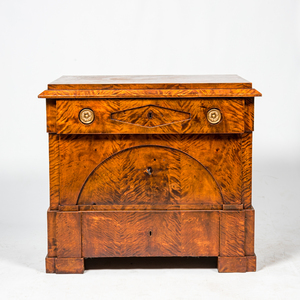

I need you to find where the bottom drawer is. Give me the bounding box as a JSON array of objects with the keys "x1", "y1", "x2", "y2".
[{"x1": 82, "y1": 211, "x2": 220, "y2": 257}]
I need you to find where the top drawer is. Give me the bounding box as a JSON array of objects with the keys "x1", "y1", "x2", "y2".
[{"x1": 53, "y1": 99, "x2": 248, "y2": 134}]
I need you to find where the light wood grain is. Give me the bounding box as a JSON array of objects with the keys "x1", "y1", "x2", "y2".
[
  {"x1": 59, "y1": 134, "x2": 242, "y2": 206},
  {"x1": 39, "y1": 88, "x2": 261, "y2": 99},
  {"x1": 78, "y1": 145, "x2": 223, "y2": 207},
  {"x1": 56, "y1": 99, "x2": 245, "y2": 134},
  {"x1": 49, "y1": 134, "x2": 60, "y2": 210},
  {"x1": 56, "y1": 212, "x2": 81, "y2": 258},
  {"x1": 55, "y1": 258, "x2": 84, "y2": 274},
  {"x1": 244, "y1": 98, "x2": 254, "y2": 132},
  {"x1": 242, "y1": 133, "x2": 252, "y2": 209},
  {"x1": 47, "y1": 209, "x2": 57, "y2": 257},
  {"x1": 218, "y1": 256, "x2": 247, "y2": 272},
  {"x1": 46, "y1": 100, "x2": 56, "y2": 133},
  {"x1": 45, "y1": 256, "x2": 56, "y2": 273},
  {"x1": 82, "y1": 211, "x2": 220, "y2": 257},
  {"x1": 220, "y1": 211, "x2": 245, "y2": 257},
  {"x1": 47, "y1": 75, "x2": 253, "y2": 90},
  {"x1": 245, "y1": 209, "x2": 255, "y2": 256}
]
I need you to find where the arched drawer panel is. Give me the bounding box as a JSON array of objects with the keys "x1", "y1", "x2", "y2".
[{"x1": 77, "y1": 145, "x2": 223, "y2": 207}]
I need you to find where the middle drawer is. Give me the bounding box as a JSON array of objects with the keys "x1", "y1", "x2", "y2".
[{"x1": 56, "y1": 99, "x2": 244, "y2": 134}]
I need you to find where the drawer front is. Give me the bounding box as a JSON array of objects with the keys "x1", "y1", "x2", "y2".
[
  {"x1": 82, "y1": 211, "x2": 220, "y2": 257},
  {"x1": 59, "y1": 134, "x2": 242, "y2": 207},
  {"x1": 56, "y1": 99, "x2": 245, "y2": 134},
  {"x1": 77, "y1": 145, "x2": 223, "y2": 208}
]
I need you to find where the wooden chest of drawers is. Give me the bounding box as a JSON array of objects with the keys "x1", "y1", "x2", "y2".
[{"x1": 39, "y1": 75, "x2": 261, "y2": 273}]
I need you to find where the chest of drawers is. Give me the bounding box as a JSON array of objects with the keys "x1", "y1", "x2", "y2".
[{"x1": 39, "y1": 75, "x2": 261, "y2": 273}]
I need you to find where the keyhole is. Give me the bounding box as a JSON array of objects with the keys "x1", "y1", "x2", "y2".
[
  {"x1": 146, "y1": 166, "x2": 153, "y2": 175},
  {"x1": 148, "y1": 111, "x2": 153, "y2": 119},
  {"x1": 149, "y1": 231, "x2": 152, "y2": 236}
]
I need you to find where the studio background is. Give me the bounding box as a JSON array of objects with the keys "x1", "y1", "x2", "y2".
[{"x1": 0, "y1": 0, "x2": 299, "y2": 299}]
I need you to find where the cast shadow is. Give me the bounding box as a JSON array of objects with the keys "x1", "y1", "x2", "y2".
[{"x1": 85, "y1": 257, "x2": 218, "y2": 271}]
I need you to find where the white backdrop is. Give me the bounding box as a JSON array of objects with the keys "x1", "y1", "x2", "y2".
[{"x1": 0, "y1": 0, "x2": 299, "y2": 299}]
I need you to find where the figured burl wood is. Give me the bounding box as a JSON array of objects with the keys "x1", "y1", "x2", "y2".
[
  {"x1": 78, "y1": 145, "x2": 223, "y2": 206},
  {"x1": 56, "y1": 99, "x2": 245, "y2": 134},
  {"x1": 47, "y1": 209, "x2": 57, "y2": 257},
  {"x1": 46, "y1": 100, "x2": 56, "y2": 133},
  {"x1": 111, "y1": 104, "x2": 191, "y2": 128},
  {"x1": 56, "y1": 212, "x2": 81, "y2": 258},
  {"x1": 55, "y1": 258, "x2": 84, "y2": 274},
  {"x1": 242, "y1": 133, "x2": 252, "y2": 209},
  {"x1": 49, "y1": 134, "x2": 60, "y2": 210},
  {"x1": 220, "y1": 211, "x2": 245, "y2": 257},
  {"x1": 218, "y1": 257, "x2": 247, "y2": 273},
  {"x1": 82, "y1": 211, "x2": 220, "y2": 257},
  {"x1": 47, "y1": 75, "x2": 253, "y2": 89},
  {"x1": 59, "y1": 134, "x2": 242, "y2": 206},
  {"x1": 245, "y1": 209, "x2": 255, "y2": 256}
]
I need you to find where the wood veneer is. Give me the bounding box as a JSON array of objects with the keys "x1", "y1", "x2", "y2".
[{"x1": 40, "y1": 75, "x2": 260, "y2": 273}]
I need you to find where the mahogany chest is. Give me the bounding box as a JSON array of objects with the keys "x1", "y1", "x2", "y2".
[{"x1": 39, "y1": 75, "x2": 261, "y2": 273}]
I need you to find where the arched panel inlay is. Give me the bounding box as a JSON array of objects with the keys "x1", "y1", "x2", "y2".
[{"x1": 77, "y1": 145, "x2": 223, "y2": 206}]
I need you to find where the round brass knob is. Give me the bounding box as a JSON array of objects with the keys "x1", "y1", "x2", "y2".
[
  {"x1": 79, "y1": 108, "x2": 95, "y2": 124},
  {"x1": 207, "y1": 108, "x2": 221, "y2": 124}
]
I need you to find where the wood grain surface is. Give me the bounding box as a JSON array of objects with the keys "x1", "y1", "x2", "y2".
[
  {"x1": 46, "y1": 99, "x2": 56, "y2": 133},
  {"x1": 56, "y1": 212, "x2": 81, "y2": 258},
  {"x1": 42, "y1": 75, "x2": 259, "y2": 273},
  {"x1": 246, "y1": 255, "x2": 256, "y2": 272},
  {"x1": 56, "y1": 99, "x2": 245, "y2": 134},
  {"x1": 245, "y1": 209, "x2": 255, "y2": 256},
  {"x1": 77, "y1": 204, "x2": 223, "y2": 211},
  {"x1": 242, "y1": 133, "x2": 252, "y2": 209},
  {"x1": 218, "y1": 256, "x2": 247, "y2": 273},
  {"x1": 220, "y1": 211, "x2": 245, "y2": 257},
  {"x1": 82, "y1": 211, "x2": 220, "y2": 257},
  {"x1": 47, "y1": 209, "x2": 57, "y2": 257},
  {"x1": 39, "y1": 88, "x2": 261, "y2": 99},
  {"x1": 111, "y1": 104, "x2": 191, "y2": 128},
  {"x1": 49, "y1": 134, "x2": 60, "y2": 210},
  {"x1": 78, "y1": 145, "x2": 223, "y2": 206},
  {"x1": 55, "y1": 258, "x2": 84, "y2": 274},
  {"x1": 47, "y1": 75, "x2": 253, "y2": 90},
  {"x1": 244, "y1": 98, "x2": 254, "y2": 132},
  {"x1": 223, "y1": 204, "x2": 243, "y2": 210},
  {"x1": 45, "y1": 256, "x2": 56, "y2": 273},
  {"x1": 59, "y1": 134, "x2": 242, "y2": 206}
]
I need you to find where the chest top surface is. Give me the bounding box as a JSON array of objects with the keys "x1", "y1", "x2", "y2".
[{"x1": 38, "y1": 75, "x2": 261, "y2": 99}]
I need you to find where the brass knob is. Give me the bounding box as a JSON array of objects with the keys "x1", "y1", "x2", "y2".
[
  {"x1": 207, "y1": 108, "x2": 221, "y2": 124},
  {"x1": 79, "y1": 108, "x2": 94, "y2": 124}
]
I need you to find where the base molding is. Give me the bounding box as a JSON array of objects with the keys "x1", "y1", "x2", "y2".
[
  {"x1": 46, "y1": 256, "x2": 84, "y2": 274},
  {"x1": 45, "y1": 256, "x2": 56, "y2": 273},
  {"x1": 218, "y1": 255, "x2": 256, "y2": 273},
  {"x1": 46, "y1": 255, "x2": 256, "y2": 274}
]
